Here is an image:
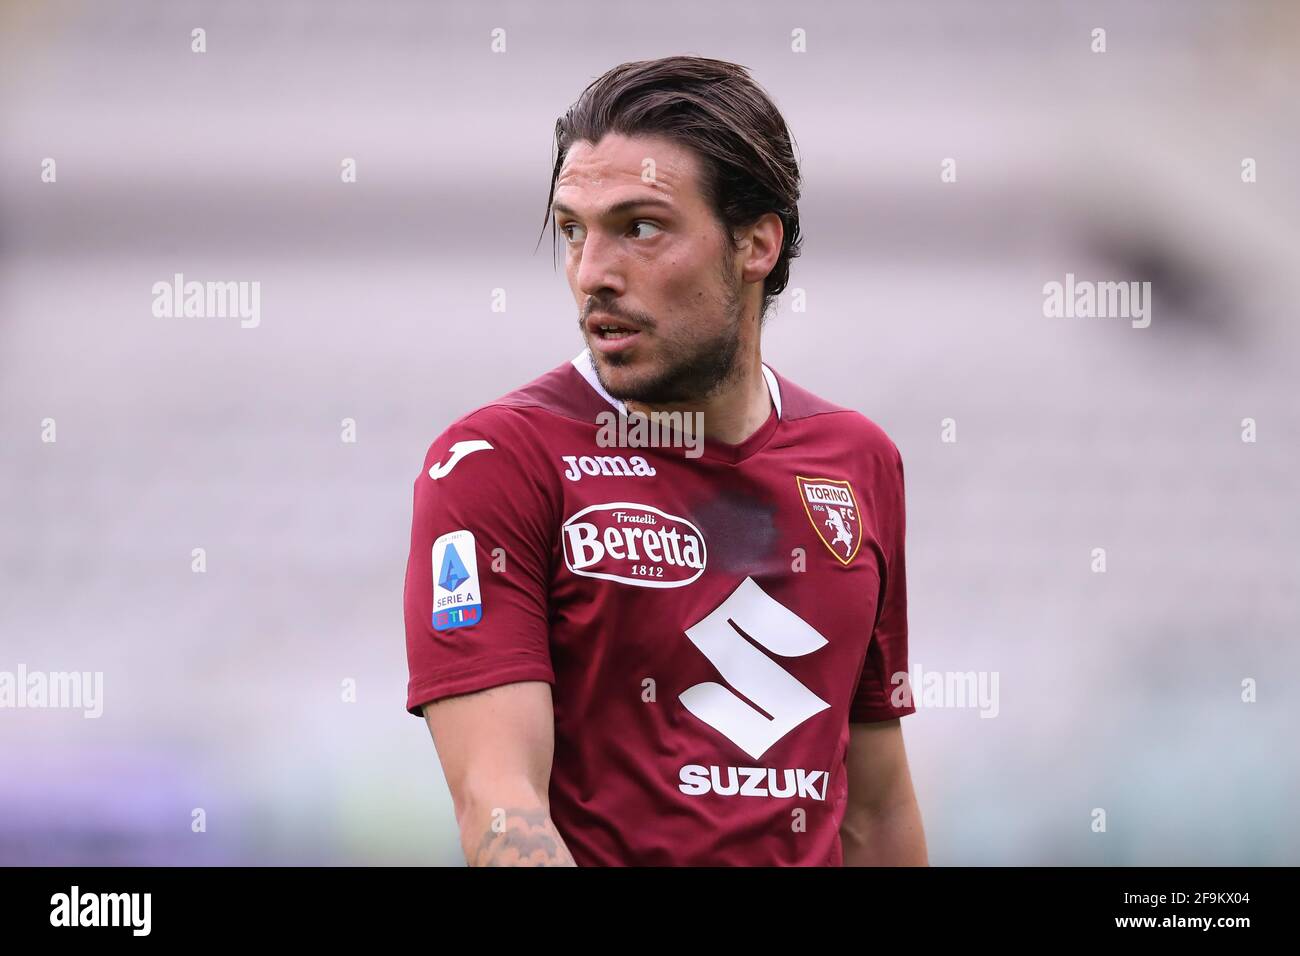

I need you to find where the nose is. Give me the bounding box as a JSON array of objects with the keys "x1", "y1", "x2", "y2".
[{"x1": 574, "y1": 229, "x2": 625, "y2": 299}]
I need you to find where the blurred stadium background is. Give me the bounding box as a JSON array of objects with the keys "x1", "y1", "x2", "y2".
[{"x1": 1, "y1": 0, "x2": 1297, "y2": 865}]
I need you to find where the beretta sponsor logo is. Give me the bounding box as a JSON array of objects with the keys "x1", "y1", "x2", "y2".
[{"x1": 562, "y1": 501, "x2": 707, "y2": 588}]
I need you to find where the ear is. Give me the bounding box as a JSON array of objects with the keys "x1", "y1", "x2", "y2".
[{"x1": 739, "y1": 212, "x2": 783, "y2": 286}]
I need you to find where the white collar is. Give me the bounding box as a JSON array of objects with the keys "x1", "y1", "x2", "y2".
[{"x1": 571, "y1": 349, "x2": 783, "y2": 420}]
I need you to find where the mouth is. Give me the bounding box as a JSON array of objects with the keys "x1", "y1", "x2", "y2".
[
  {"x1": 585, "y1": 313, "x2": 643, "y2": 353},
  {"x1": 586, "y1": 313, "x2": 640, "y2": 339}
]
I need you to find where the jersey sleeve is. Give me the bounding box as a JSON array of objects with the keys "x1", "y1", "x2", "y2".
[
  {"x1": 403, "y1": 406, "x2": 558, "y2": 717},
  {"x1": 849, "y1": 439, "x2": 916, "y2": 723}
]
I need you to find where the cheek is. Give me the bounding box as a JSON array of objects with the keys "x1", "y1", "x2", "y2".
[
  {"x1": 670, "y1": 260, "x2": 721, "y2": 305},
  {"x1": 657, "y1": 249, "x2": 709, "y2": 292}
]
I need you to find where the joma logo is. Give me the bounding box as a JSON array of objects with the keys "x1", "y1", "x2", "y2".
[{"x1": 561, "y1": 454, "x2": 656, "y2": 482}]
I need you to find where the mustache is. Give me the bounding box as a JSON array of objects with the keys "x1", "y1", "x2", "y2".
[{"x1": 581, "y1": 302, "x2": 652, "y2": 331}]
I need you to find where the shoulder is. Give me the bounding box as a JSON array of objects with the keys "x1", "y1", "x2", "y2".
[
  {"x1": 412, "y1": 358, "x2": 618, "y2": 506},
  {"x1": 417, "y1": 360, "x2": 596, "y2": 471},
  {"x1": 768, "y1": 364, "x2": 904, "y2": 470}
]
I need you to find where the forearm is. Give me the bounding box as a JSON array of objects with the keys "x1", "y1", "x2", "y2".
[
  {"x1": 457, "y1": 791, "x2": 577, "y2": 866},
  {"x1": 839, "y1": 796, "x2": 928, "y2": 866}
]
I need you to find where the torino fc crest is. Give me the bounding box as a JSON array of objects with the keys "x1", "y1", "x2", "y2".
[{"x1": 796, "y1": 476, "x2": 862, "y2": 566}]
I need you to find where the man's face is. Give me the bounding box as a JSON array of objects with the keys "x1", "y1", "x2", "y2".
[{"x1": 552, "y1": 133, "x2": 747, "y2": 405}]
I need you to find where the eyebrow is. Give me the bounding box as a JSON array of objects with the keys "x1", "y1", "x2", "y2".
[{"x1": 552, "y1": 197, "x2": 675, "y2": 220}]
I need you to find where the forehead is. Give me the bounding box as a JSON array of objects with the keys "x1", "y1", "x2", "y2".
[{"x1": 554, "y1": 133, "x2": 705, "y2": 214}]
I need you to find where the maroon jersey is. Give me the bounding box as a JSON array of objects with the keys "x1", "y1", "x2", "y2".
[{"x1": 404, "y1": 351, "x2": 914, "y2": 866}]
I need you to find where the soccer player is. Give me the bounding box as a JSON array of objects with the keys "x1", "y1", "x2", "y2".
[{"x1": 404, "y1": 55, "x2": 927, "y2": 866}]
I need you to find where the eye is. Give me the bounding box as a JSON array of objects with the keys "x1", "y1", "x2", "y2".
[
  {"x1": 558, "y1": 222, "x2": 586, "y2": 243},
  {"x1": 629, "y1": 220, "x2": 662, "y2": 239}
]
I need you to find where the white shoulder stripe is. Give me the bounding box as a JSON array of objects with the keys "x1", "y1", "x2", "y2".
[
  {"x1": 571, "y1": 349, "x2": 627, "y2": 414},
  {"x1": 761, "y1": 363, "x2": 783, "y2": 420}
]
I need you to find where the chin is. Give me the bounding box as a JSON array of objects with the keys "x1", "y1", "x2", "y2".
[
  {"x1": 594, "y1": 361, "x2": 638, "y2": 392},
  {"x1": 594, "y1": 357, "x2": 655, "y2": 402},
  {"x1": 590, "y1": 343, "x2": 639, "y2": 373}
]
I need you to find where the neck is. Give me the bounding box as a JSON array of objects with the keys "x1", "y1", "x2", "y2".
[{"x1": 624, "y1": 351, "x2": 772, "y2": 446}]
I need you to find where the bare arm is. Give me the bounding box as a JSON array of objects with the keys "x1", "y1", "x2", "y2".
[
  {"x1": 839, "y1": 718, "x2": 928, "y2": 866},
  {"x1": 422, "y1": 680, "x2": 576, "y2": 866}
]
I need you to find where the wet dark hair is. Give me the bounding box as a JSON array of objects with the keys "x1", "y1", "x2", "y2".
[{"x1": 539, "y1": 55, "x2": 803, "y2": 324}]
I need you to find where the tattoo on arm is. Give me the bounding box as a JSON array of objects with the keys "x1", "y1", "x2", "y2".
[{"x1": 471, "y1": 806, "x2": 576, "y2": 866}]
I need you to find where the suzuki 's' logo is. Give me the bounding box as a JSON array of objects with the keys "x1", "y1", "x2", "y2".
[
  {"x1": 429, "y1": 440, "x2": 493, "y2": 479},
  {"x1": 796, "y1": 475, "x2": 862, "y2": 566},
  {"x1": 680, "y1": 577, "x2": 831, "y2": 759}
]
